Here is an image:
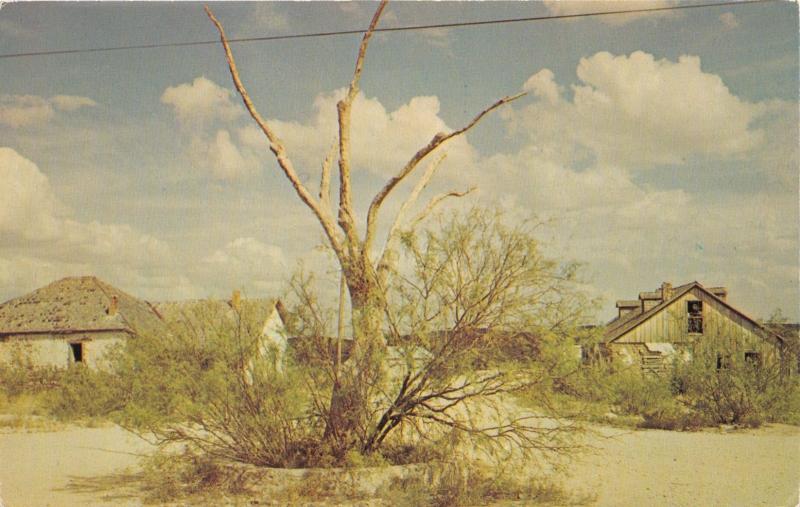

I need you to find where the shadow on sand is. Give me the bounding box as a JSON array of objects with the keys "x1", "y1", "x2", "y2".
[{"x1": 58, "y1": 471, "x2": 146, "y2": 503}]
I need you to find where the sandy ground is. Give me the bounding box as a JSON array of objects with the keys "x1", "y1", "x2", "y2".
[
  {"x1": 565, "y1": 424, "x2": 800, "y2": 507},
  {"x1": 0, "y1": 425, "x2": 153, "y2": 507},
  {"x1": 0, "y1": 424, "x2": 798, "y2": 506}
]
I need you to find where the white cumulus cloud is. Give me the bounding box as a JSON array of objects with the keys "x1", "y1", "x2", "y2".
[
  {"x1": 0, "y1": 148, "x2": 174, "y2": 294},
  {"x1": 263, "y1": 89, "x2": 477, "y2": 178},
  {"x1": 0, "y1": 95, "x2": 54, "y2": 128},
  {"x1": 161, "y1": 76, "x2": 242, "y2": 128},
  {"x1": 512, "y1": 51, "x2": 764, "y2": 169},
  {"x1": 523, "y1": 69, "x2": 563, "y2": 105},
  {"x1": 166, "y1": 78, "x2": 480, "y2": 183},
  {"x1": 162, "y1": 77, "x2": 262, "y2": 180},
  {"x1": 190, "y1": 129, "x2": 260, "y2": 181},
  {"x1": 201, "y1": 237, "x2": 288, "y2": 295},
  {"x1": 49, "y1": 95, "x2": 98, "y2": 112},
  {"x1": 250, "y1": 3, "x2": 291, "y2": 33},
  {"x1": 0, "y1": 94, "x2": 97, "y2": 128},
  {"x1": 0, "y1": 147, "x2": 62, "y2": 236}
]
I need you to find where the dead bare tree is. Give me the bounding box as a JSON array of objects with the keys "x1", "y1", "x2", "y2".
[{"x1": 205, "y1": 1, "x2": 525, "y2": 456}]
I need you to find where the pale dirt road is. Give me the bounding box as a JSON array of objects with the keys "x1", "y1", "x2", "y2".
[
  {"x1": 564, "y1": 424, "x2": 800, "y2": 507},
  {"x1": 0, "y1": 424, "x2": 798, "y2": 506},
  {"x1": 0, "y1": 425, "x2": 153, "y2": 507}
]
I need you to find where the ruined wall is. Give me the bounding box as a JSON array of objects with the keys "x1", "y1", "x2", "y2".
[{"x1": 0, "y1": 332, "x2": 127, "y2": 370}]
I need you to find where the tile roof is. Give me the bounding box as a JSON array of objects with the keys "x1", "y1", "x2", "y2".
[{"x1": 0, "y1": 276, "x2": 165, "y2": 336}]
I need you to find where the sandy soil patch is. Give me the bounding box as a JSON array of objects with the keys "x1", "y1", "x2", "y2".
[
  {"x1": 0, "y1": 425, "x2": 153, "y2": 507},
  {"x1": 0, "y1": 423, "x2": 797, "y2": 506},
  {"x1": 563, "y1": 424, "x2": 800, "y2": 507}
]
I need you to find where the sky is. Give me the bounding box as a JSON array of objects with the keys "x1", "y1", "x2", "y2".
[{"x1": 0, "y1": 0, "x2": 797, "y2": 322}]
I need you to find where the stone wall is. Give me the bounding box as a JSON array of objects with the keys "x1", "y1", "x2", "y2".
[{"x1": 0, "y1": 332, "x2": 126, "y2": 370}]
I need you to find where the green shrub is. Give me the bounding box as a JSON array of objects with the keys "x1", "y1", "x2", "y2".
[
  {"x1": 539, "y1": 335, "x2": 800, "y2": 431},
  {"x1": 0, "y1": 349, "x2": 114, "y2": 424},
  {"x1": 48, "y1": 365, "x2": 124, "y2": 421},
  {"x1": 111, "y1": 302, "x2": 323, "y2": 467},
  {"x1": 562, "y1": 362, "x2": 616, "y2": 402},
  {"x1": 610, "y1": 369, "x2": 674, "y2": 415},
  {"x1": 672, "y1": 342, "x2": 794, "y2": 427},
  {"x1": 766, "y1": 376, "x2": 800, "y2": 425},
  {"x1": 639, "y1": 404, "x2": 710, "y2": 431},
  {"x1": 380, "y1": 441, "x2": 448, "y2": 465},
  {"x1": 139, "y1": 449, "x2": 250, "y2": 503},
  {"x1": 0, "y1": 350, "x2": 62, "y2": 398}
]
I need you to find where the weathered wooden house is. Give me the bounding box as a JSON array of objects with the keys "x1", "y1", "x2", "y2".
[
  {"x1": 0, "y1": 276, "x2": 166, "y2": 369},
  {"x1": 605, "y1": 281, "x2": 785, "y2": 374}
]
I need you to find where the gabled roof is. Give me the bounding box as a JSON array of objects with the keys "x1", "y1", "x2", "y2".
[
  {"x1": 605, "y1": 282, "x2": 694, "y2": 335},
  {"x1": 0, "y1": 276, "x2": 165, "y2": 337},
  {"x1": 605, "y1": 281, "x2": 783, "y2": 344}
]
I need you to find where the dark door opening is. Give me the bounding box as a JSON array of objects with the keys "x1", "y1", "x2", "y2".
[{"x1": 70, "y1": 342, "x2": 84, "y2": 363}]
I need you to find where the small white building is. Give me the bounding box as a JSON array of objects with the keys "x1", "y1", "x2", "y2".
[{"x1": 0, "y1": 276, "x2": 166, "y2": 369}]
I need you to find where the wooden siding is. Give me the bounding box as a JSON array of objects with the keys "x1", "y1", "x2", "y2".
[{"x1": 609, "y1": 287, "x2": 781, "y2": 369}]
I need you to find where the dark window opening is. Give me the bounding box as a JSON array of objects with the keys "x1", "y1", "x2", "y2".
[
  {"x1": 70, "y1": 342, "x2": 84, "y2": 363},
  {"x1": 744, "y1": 351, "x2": 762, "y2": 366},
  {"x1": 716, "y1": 353, "x2": 730, "y2": 370},
  {"x1": 687, "y1": 300, "x2": 703, "y2": 334}
]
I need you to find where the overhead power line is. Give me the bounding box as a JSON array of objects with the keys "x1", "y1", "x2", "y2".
[{"x1": 0, "y1": 0, "x2": 775, "y2": 60}]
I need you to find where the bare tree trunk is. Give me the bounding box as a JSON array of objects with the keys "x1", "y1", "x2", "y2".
[{"x1": 324, "y1": 255, "x2": 385, "y2": 455}]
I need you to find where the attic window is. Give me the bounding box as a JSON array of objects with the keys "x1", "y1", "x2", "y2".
[
  {"x1": 687, "y1": 300, "x2": 703, "y2": 334},
  {"x1": 69, "y1": 342, "x2": 84, "y2": 363}
]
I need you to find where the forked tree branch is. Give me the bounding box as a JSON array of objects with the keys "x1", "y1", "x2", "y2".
[
  {"x1": 205, "y1": 6, "x2": 346, "y2": 261},
  {"x1": 364, "y1": 91, "x2": 526, "y2": 251},
  {"x1": 376, "y1": 155, "x2": 446, "y2": 277},
  {"x1": 409, "y1": 187, "x2": 477, "y2": 229},
  {"x1": 337, "y1": 0, "x2": 389, "y2": 253}
]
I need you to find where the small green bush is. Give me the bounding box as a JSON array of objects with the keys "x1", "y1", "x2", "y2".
[
  {"x1": 109, "y1": 301, "x2": 324, "y2": 467},
  {"x1": 139, "y1": 450, "x2": 250, "y2": 503},
  {"x1": 0, "y1": 353, "x2": 62, "y2": 398},
  {"x1": 639, "y1": 404, "x2": 710, "y2": 431},
  {"x1": 48, "y1": 365, "x2": 124, "y2": 421},
  {"x1": 766, "y1": 376, "x2": 800, "y2": 425},
  {"x1": 672, "y1": 342, "x2": 796, "y2": 427},
  {"x1": 610, "y1": 369, "x2": 675, "y2": 416},
  {"x1": 380, "y1": 441, "x2": 448, "y2": 465}
]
